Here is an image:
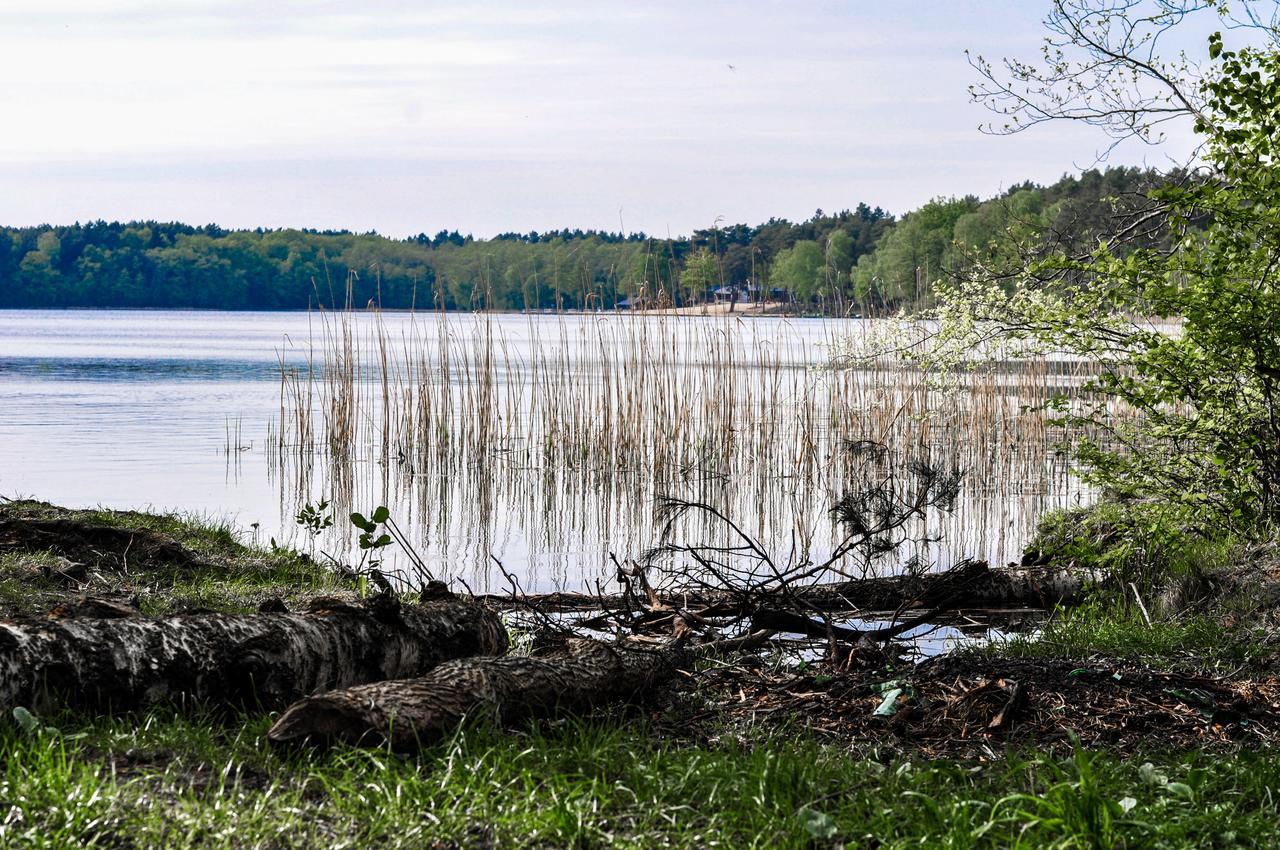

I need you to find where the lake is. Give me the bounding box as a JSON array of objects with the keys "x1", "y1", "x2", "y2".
[{"x1": 0, "y1": 309, "x2": 1089, "y2": 594}]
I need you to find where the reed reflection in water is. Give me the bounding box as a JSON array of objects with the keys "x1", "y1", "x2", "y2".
[{"x1": 274, "y1": 311, "x2": 1102, "y2": 593}]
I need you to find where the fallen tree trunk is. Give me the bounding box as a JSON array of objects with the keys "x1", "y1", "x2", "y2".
[
  {"x1": 478, "y1": 561, "x2": 1098, "y2": 614},
  {"x1": 0, "y1": 594, "x2": 507, "y2": 713},
  {"x1": 268, "y1": 639, "x2": 685, "y2": 750},
  {"x1": 799, "y1": 561, "x2": 1098, "y2": 611},
  {"x1": 750, "y1": 605, "x2": 947, "y2": 642}
]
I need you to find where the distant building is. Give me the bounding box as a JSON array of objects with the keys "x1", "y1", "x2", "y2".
[
  {"x1": 615, "y1": 294, "x2": 652, "y2": 310},
  {"x1": 712, "y1": 282, "x2": 781, "y2": 304}
]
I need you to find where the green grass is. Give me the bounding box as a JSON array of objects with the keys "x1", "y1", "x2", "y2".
[
  {"x1": 1, "y1": 710, "x2": 1276, "y2": 849},
  {"x1": 975, "y1": 602, "x2": 1275, "y2": 671},
  {"x1": 0, "y1": 501, "x2": 345, "y2": 616},
  {"x1": 0, "y1": 548, "x2": 343, "y2": 617},
  {"x1": 3, "y1": 499, "x2": 249, "y2": 560},
  {"x1": 130, "y1": 556, "x2": 346, "y2": 616}
]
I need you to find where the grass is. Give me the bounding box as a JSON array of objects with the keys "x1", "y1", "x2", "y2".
[
  {"x1": 6, "y1": 500, "x2": 248, "y2": 560},
  {"x1": 0, "y1": 550, "x2": 343, "y2": 617},
  {"x1": 0, "y1": 500, "x2": 344, "y2": 617},
  {"x1": 129, "y1": 560, "x2": 346, "y2": 617},
  {"x1": 3, "y1": 709, "x2": 1278, "y2": 849},
  {"x1": 974, "y1": 602, "x2": 1275, "y2": 671}
]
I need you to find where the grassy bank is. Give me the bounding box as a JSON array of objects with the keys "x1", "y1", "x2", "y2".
[
  {"x1": 3, "y1": 499, "x2": 1279, "y2": 848},
  {"x1": 0, "y1": 500, "x2": 342, "y2": 618}
]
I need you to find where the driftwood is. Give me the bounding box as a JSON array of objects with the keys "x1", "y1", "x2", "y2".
[
  {"x1": 0, "y1": 594, "x2": 507, "y2": 713},
  {"x1": 804, "y1": 561, "x2": 1097, "y2": 611},
  {"x1": 268, "y1": 639, "x2": 684, "y2": 750}
]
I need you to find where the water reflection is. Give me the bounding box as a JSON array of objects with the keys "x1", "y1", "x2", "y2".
[{"x1": 0, "y1": 310, "x2": 1092, "y2": 595}]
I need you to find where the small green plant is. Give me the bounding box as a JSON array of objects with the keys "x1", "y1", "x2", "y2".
[
  {"x1": 12, "y1": 706, "x2": 42, "y2": 735},
  {"x1": 350, "y1": 505, "x2": 436, "y2": 590},
  {"x1": 350, "y1": 505, "x2": 392, "y2": 552},
  {"x1": 988, "y1": 744, "x2": 1144, "y2": 849},
  {"x1": 796, "y1": 806, "x2": 837, "y2": 841},
  {"x1": 295, "y1": 500, "x2": 334, "y2": 537},
  {"x1": 283, "y1": 499, "x2": 395, "y2": 596}
]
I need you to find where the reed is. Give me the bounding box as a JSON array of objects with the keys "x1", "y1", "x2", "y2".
[{"x1": 274, "y1": 309, "x2": 1115, "y2": 590}]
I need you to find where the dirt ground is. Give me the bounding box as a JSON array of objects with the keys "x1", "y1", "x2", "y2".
[{"x1": 656, "y1": 652, "x2": 1280, "y2": 758}]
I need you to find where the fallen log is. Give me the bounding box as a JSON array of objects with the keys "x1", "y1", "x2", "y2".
[
  {"x1": 750, "y1": 605, "x2": 946, "y2": 643},
  {"x1": 268, "y1": 639, "x2": 685, "y2": 750},
  {"x1": 801, "y1": 561, "x2": 1099, "y2": 611},
  {"x1": 0, "y1": 594, "x2": 507, "y2": 713},
  {"x1": 474, "y1": 561, "x2": 1098, "y2": 614}
]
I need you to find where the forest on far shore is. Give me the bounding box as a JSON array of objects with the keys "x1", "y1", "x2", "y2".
[{"x1": 0, "y1": 167, "x2": 1170, "y2": 313}]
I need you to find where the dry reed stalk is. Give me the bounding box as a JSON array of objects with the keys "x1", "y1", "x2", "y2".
[{"x1": 274, "y1": 308, "x2": 1119, "y2": 588}]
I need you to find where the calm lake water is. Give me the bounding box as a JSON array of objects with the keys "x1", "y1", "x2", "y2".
[{"x1": 0, "y1": 310, "x2": 1088, "y2": 596}]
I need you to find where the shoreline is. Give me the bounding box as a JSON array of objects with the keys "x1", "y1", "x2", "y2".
[{"x1": 0, "y1": 301, "x2": 831, "y2": 318}]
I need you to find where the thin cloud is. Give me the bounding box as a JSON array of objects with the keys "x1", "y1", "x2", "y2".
[{"x1": 0, "y1": 1, "x2": 1203, "y2": 237}]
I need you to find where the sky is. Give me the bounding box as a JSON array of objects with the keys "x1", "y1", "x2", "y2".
[{"x1": 0, "y1": 0, "x2": 1207, "y2": 238}]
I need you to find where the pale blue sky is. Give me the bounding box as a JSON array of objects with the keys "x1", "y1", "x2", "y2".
[{"x1": 0, "y1": 1, "x2": 1207, "y2": 237}]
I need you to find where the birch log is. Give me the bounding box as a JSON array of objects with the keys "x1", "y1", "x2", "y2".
[
  {"x1": 0, "y1": 595, "x2": 507, "y2": 713},
  {"x1": 268, "y1": 639, "x2": 684, "y2": 750}
]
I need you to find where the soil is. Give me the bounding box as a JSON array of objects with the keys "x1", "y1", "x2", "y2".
[{"x1": 653, "y1": 653, "x2": 1280, "y2": 758}]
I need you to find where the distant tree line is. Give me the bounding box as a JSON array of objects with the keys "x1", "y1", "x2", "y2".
[{"x1": 0, "y1": 167, "x2": 1170, "y2": 312}]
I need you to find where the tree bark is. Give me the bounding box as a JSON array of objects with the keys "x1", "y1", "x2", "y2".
[
  {"x1": 750, "y1": 605, "x2": 948, "y2": 642},
  {"x1": 0, "y1": 594, "x2": 507, "y2": 713},
  {"x1": 268, "y1": 639, "x2": 685, "y2": 750}
]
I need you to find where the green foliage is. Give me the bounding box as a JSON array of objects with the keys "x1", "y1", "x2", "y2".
[
  {"x1": 350, "y1": 505, "x2": 392, "y2": 551},
  {"x1": 846, "y1": 169, "x2": 1173, "y2": 311},
  {"x1": 853, "y1": 197, "x2": 978, "y2": 308},
  {"x1": 932, "y1": 37, "x2": 1280, "y2": 537},
  {"x1": 350, "y1": 505, "x2": 433, "y2": 589},
  {"x1": 294, "y1": 500, "x2": 333, "y2": 537},
  {"x1": 824, "y1": 228, "x2": 854, "y2": 281},
  {"x1": 1027, "y1": 501, "x2": 1236, "y2": 590},
  {"x1": 769, "y1": 239, "x2": 825, "y2": 302},
  {"x1": 0, "y1": 181, "x2": 1162, "y2": 313},
  {"x1": 677, "y1": 246, "x2": 720, "y2": 297},
  {"x1": 0, "y1": 208, "x2": 894, "y2": 312}
]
